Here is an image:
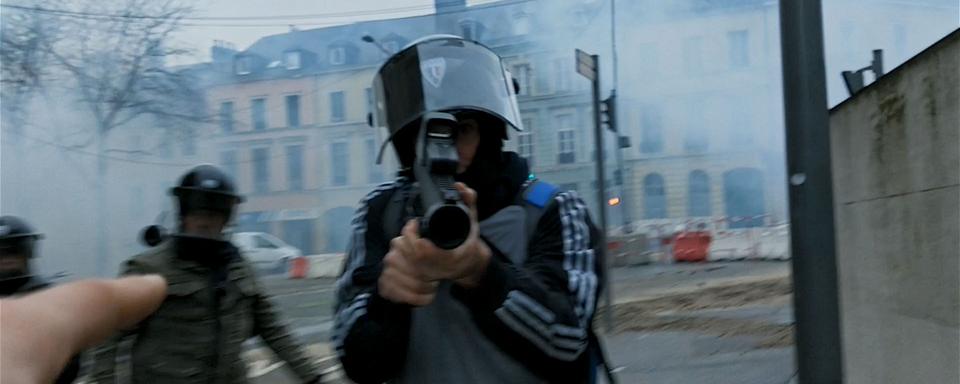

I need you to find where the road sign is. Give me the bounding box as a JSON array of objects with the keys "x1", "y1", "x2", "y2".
[
  {"x1": 576, "y1": 49, "x2": 597, "y2": 80},
  {"x1": 576, "y1": 49, "x2": 595, "y2": 69},
  {"x1": 577, "y1": 63, "x2": 596, "y2": 80}
]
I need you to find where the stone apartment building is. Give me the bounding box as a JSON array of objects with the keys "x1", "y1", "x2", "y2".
[{"x1": 192, "y1": 0, "x2": 956, "y2": 254}]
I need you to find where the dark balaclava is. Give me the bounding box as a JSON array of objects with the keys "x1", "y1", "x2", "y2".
[{"x1": 454, "y1": 114, "x2": 529, "y2": 221}]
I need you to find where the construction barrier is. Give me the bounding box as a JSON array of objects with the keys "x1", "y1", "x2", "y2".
[
  {"x1": 631, "y1": 217, "x2": 791, "y2": 263},
  {"x1": 708, "y1": 225, "x2": 791, "y2": 261},
  {"x1": 672, "y1": 231, "x2": 711, "y2": 262},
  {"x1": 608, "y1": 233, "x2": 656, "y2": 267},
  {"x1": 287, "y1": 253, "x2": 346, "y2": 279}
]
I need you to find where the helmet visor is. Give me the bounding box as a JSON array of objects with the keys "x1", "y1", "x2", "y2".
[
  {"x1": 373, "y1": 37, "x2": 523, "y2": 137},
  {"x1": 0, "y1": 238, "x2": 36, "y2": 258}
]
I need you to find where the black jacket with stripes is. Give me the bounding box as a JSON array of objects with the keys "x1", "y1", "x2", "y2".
[{"x1": 332, "y1": 154, "x2": 602, "y2": 383}]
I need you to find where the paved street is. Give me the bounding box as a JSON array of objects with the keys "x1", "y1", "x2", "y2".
[
  {"x1": 248, "y1": 261, "x2": 795, "y2": 383},
  {"x1": 259, "y1": 274, "x2": 338, "y2": 345}
]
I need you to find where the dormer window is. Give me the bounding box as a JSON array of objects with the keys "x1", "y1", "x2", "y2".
[
  {"x1": 284, "y1": 51, "x2": 301, "y2": 70},
  {"x1": 460, "y1": 19, "x2": 479, "y2": 41},
  {"x1": 382, "y1": 40, "x2": 399, "y2": 53},
  {"x1": 235, "y1": 56, "x2": 251, "y2": 75},
  {"x1": 329, "y1": 47, "x2": 346, "y2": 65}
]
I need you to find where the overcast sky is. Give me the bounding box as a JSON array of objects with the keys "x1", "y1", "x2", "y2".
[{"x1": 171, "y1": 0, "x2": 496, "y2": 64}]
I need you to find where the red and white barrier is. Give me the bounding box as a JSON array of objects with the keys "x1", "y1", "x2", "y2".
[
  {"x1": 633, "y1": 217, "x2": 790, "y2": 263},
  {"x1": 287, "y1": 253, "x2": 346, "y2": 279}
]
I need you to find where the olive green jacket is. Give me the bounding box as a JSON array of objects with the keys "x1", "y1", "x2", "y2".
[{"x1": 89, "y1": 241, "x2": 319, "y2": 383}]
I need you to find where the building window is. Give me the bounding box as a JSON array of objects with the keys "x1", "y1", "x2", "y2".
[
  {"x1": 284, "y1": 51, "x2": 301, "y2": 70},
  {"x1": 286, "y1": 145, "x2": 304, "y2": 191},
  {"x1": 330, "y1": 91, "x2": 345, "y2": 122},
  {"x1": 643, "y1": 173, "x2": 667, "y2": 219},
  {"x1": 728, "y1": 30, "x2": 749, "y2": 69},
  {"x1": 219, "y1": 101, "x2": 234, "y2": 133},
  {"x1": 518, "y1": 133, "x2": 534, "y2": 164},
  {"x1": 286, "y1": 95, "x2": 301, "y2": 128},
  {"x1": 251, "y1": 98, "x2": 267, "y2": 131},
  {"x1": 365, "y1": 87, "x2": 374, "y2": 115},
  {"x1": 684, "y1": 103, "x2": 708, "y2": 153},
  {"x1": 688, "y1": 170, "x2": 712, "y2": 217},
  {"x1": 235, "y1": 56, "x2": 251, "y2": 75},
  {"x1": 329, "y1": 47, "x2": 346, "y2": 65},
  {"x1": 512, "y1": 64, "x2": 531, "y2": 96},
  {"x1": 331, "y1": 142, "x2": 348, "y2": 186},
  {"x1": 640, "y1": 105, "x2": 664, "y2": 154},
  {"x1": 517, "y1": 117, "x2": 534, "y2": 166},
  {"x1": 253, "y1": 147, "x2": 270, "y2": 194},
  {"x1": 556, "y1": 114, "x2": 575, "y2": 164},
  {"x1": 366, "y1": 138, "x2": 383, "y2": 183},
  {"x1": 682, "y1": 36, "x2": 704, "y2": 75},
  {"x1": 220, "y1": 150, "x2": 238, "y2": 182},
  {"x1": 553, "y1": 58, "x2": 571, "y2": 92}
]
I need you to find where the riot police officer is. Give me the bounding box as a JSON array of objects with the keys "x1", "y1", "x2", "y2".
[
  {"x1": 0, "y1": 216, "x2": 47, "y2": 294},
  {"x1": 90, "y1": 165, "x2": 321, "y2": 383},
  {"x1": 332, "y1": 35, "x2": 609, "y2": 383},
  {"x1": 0, "y1": 215, "x2": 81, "y2": 383}
]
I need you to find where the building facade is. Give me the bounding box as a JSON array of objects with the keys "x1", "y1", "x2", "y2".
[{"x1": 194, "y1": 0, "x2": 956, "y2": 253}]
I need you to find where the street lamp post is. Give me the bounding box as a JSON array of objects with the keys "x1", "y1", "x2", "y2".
[{"x1": 361, "y1": 35, "x2": 392, "y2": 56}]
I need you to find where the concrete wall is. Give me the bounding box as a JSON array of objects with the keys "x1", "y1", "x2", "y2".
[{"x1": 830, "y1": 30, "x2": 959, "y2": 384}]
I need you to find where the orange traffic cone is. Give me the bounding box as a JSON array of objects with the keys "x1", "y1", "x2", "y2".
[{"x1": 289, "y1": 256, "x2": 309, "y2": 279}]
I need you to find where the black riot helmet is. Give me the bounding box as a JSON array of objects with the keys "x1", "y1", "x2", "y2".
[
  {"x1": 170, "y1": 164, "x2": 244, "y2": 219},
  {"x1": 0, "y1": 215, "x2": 43, "y2": 258},
  {"x1": 371, "y1": 35, "x2": 523, "y2": 168}
]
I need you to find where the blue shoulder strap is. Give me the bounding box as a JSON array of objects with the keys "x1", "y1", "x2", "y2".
[
  {"x1": 517, "y1": 178, "x2": 560, "y2": 247},
  {"x1": 523, "y1": 179, "x2": 560, "y2": 208}
]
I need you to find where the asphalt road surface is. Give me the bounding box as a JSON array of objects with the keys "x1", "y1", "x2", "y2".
[{"x1": 246, "y1": 261, "x2": 794, "y2": 383}]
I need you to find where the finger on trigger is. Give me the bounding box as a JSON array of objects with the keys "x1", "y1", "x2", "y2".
[
  {"x1": 454, "y1": 182, "x2": 477, "y2": 208},
  {"x1": 402, "y1": 219, "x2": 420, "y2": 239}
]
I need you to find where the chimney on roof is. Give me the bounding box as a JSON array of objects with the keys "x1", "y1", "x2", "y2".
[
  {"x1": 435, "y1": 0, "x2": 466, "y2": 13},
  {"x1": 211, "y1": 40, "x2": 238, "y2": 72},
  {"x1": 434, "y1": 0, "x2": 466, "y2": 35}
]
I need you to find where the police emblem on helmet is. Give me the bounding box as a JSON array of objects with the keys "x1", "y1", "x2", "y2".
[
  {"x1": 420, "y1": 57, "x2": 446, "y2": 88},
  {"x1": 201, "y1": 179, "x2": 220, "y2": 189}
]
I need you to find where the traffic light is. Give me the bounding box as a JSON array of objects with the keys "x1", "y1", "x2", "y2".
[
  {"x1": 600, "y1": 93, "x2": 617, "y2": 133},
  {"x1": 608, "y1": 196, "x2": 621, "y2": 206}
]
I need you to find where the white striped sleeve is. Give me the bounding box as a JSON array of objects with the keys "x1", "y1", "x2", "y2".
[
  {"x1": 331, "y1": 178, "x2": 404, "y2": 356},
  {"x1": 492, "y1": 190, "x2": 598, "y2": 361}
]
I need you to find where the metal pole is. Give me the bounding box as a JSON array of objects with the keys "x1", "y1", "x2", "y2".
[
  {"x1": 778, "y1": 1, "x2": 843, "y2": 383},
  {"x1": 609, "y1": 0, "x2": 631, "y2": 232},
  {"x1": 591, "y1": 54, "x2": 613, "y2": 332},
  {"x1": 611, "y1": 0, "x2": 618, "y2": 88}
]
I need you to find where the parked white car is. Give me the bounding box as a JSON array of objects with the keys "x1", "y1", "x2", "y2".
[{"x1": 230, "y1": 232, "x2": 302, "y2": 274}]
